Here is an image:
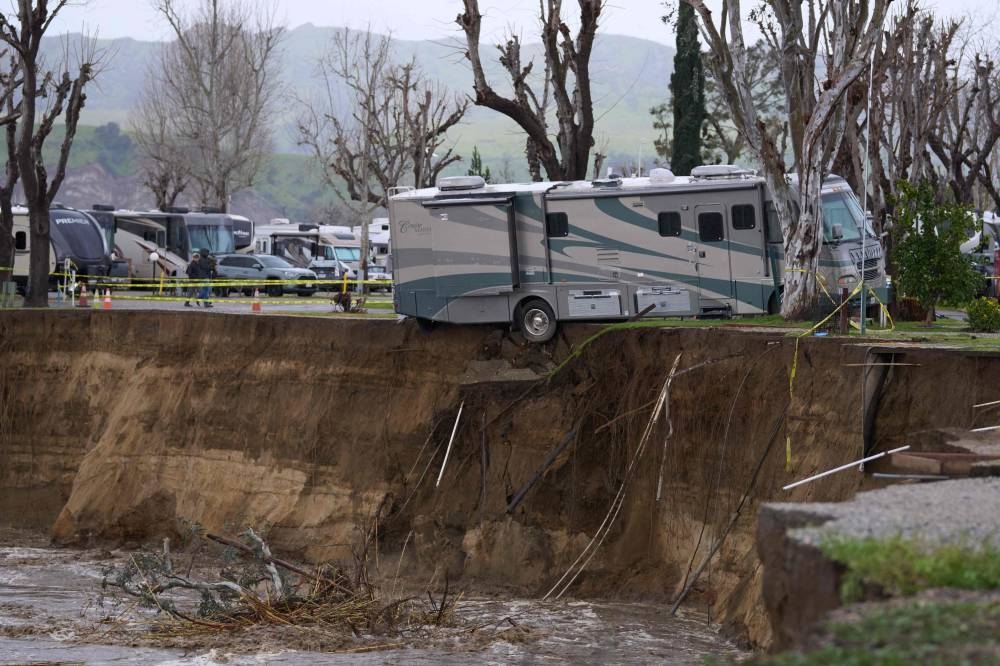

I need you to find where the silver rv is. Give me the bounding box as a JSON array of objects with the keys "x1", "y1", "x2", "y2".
[{"x1": 388, "y1": 165, "x2": 888, "y2": 342}]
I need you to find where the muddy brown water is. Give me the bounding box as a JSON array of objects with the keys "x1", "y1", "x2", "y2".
[{"x1": 0, "y1": 537, "x2": 745, "y2": 664}]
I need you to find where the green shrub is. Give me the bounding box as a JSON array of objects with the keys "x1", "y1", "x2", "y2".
[
  {"x1": 891, "y1": 181, "x2": 982, "y2": 322},
  {"x1": 967, "y1": 297, "x2": 1000, "y2": 332}
]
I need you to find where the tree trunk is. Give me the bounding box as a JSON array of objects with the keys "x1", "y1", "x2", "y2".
[
  {"x1": 0, "y1": 197, "x2": 13, "y2": 284},
  {"x1": 25, "y1": 207, "x2": 49, "y2": 307},
  {"x1": 782, "y1": 164, "x2": 824, "y2": 319},
  {"x1": 924, "y1": 301, "x2": 936, "y2": 325}
]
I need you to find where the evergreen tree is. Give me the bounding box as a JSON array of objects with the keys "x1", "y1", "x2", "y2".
[
  {"x1": 669, "y1": 4, "x2": 705, "y2": 176},
  {"x1": 468, "y1": 146, "x2": 492, "y2": 183}
]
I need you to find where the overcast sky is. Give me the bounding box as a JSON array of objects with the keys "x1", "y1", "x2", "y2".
[{"x1": 46, "y1": 0, "x2": 1000, "y2": 45}]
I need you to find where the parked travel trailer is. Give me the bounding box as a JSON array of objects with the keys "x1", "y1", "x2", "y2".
[
  {"x1": 88, "y1": 208, "x2": 183, "y2": 280},
  {"x1": 388, "y1": 166, "x2": 888, "y2": 342},
  {"x1": 11, "y1": 205, "x2": 112, "y2": 293}
]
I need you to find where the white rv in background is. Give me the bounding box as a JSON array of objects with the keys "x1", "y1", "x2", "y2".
[
  {"x1": 352, "y1": 218, "x2": 392, "y2": 273},
  {"x1": 251, "y1": 219, "x2": 346, "y2": 280}
]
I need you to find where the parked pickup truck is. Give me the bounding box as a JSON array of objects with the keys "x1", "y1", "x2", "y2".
[{"x1": 215, "y1": 253, "x2": 317, "y2": 297}]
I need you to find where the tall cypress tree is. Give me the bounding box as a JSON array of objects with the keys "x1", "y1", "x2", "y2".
[{"x1": 669, "y1": 3, "x2": 705, "y2": 176}]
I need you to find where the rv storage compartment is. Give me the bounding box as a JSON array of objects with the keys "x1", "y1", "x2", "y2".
[
  {"x1": 635, "y1": 286, "x2": 696, "y2": 316},
  {"x1": 568, "y1": 289, "x2": 622, "y2": 317}
]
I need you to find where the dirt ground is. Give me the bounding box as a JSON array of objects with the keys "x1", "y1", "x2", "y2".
[{"x1": 2, "y1": 310, "x2": 998, "y2": 652}]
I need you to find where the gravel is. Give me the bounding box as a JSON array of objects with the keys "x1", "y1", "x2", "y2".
[{"x1": 768, "y1": 477, "x2": 1000, "y2": 549}]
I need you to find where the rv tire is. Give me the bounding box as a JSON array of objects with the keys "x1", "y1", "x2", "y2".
[
  {"x1": 415, "y1": 317, "x2": 436, "y2": 334},
  {"x1": 266, "y1": 281, "x2": 282, "y2": 297},
  {"x1": 767, "y1": 290, "x2": 782, "y2": 315},
  {"x1": 517, "y1": 298, "x2": 557, "y2": 343}
]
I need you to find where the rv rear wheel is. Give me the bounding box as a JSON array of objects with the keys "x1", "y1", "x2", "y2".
[{"x1": 517, "y1": 299, "x2": 557, "y2": 343}]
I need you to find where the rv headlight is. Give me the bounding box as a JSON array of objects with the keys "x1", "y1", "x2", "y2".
[{"x1": 837, "y1": 274, "x2": 857, "y2": 288}]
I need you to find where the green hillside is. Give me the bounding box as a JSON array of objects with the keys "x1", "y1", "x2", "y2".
[{"x1": 43, "y1": 25, "x2": 675, "y2": 177}]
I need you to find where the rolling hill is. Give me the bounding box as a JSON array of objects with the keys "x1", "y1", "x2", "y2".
[{"x1": 38, "y1": 24, "x2": 677, "y2": 219}]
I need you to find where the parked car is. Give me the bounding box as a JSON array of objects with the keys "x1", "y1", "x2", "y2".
[
  {"x1": 366, "y1": 264, "x2": 392, "y2": 292},
  {"x1": 215, "y1": 253, "x2": 317, "y2": 297}
]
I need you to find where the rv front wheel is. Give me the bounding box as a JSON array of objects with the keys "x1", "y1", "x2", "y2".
[{"x1": 517, "y1": 299, "x2": 557, "y2": 343}]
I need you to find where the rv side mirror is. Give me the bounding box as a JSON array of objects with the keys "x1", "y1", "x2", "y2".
[
  {"x1": 148, "y1": 251, "x2": 160, "y2": 263},
  {"x1": 253, "y1": 262, "x2": 263, "y2": 270},
  {"x1": 831, "y1": 224, "x2": 844, "y2": 240}
]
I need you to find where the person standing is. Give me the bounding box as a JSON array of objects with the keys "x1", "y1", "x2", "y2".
[
  {"x1": 199, "y1": 250, "x2": 216, "y2": 308},
  {"x1": 184, "y1": 252, "x2": 203, "y2": 307}
]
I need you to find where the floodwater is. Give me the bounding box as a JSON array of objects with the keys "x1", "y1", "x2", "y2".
[{"x1": 0, "y1": 534, "x2": 747, "y2": 665}]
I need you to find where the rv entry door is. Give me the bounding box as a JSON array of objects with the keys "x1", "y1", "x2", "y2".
[
  {"x1": 425, "y1": 196, "x2": 518, "y2": 298},
  {"x1": 694, "y1": 203, "x2": 734, "y2": 304}
]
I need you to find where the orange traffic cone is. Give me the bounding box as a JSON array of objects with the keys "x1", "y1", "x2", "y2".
[
  {"x1": 102, "y1": 288, "x2": 112, "y2": 310},
  {"x1": 77, "y1": 284, "x2": 88, "y2": 308},
  {"x1": 251, "y1": 289, "x2": 261, "y2": 313}
]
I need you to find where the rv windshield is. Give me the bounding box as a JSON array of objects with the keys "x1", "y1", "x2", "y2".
[
  {"x1": 188, "y1": 224, "x2": 234, "y2": 255},
  {"x1": 335, "y1": 246, "x2": 361, "y2": 261},
  {"x1": 274, "y1": 237, "x2": 316, "y2": 267},
  {"x1": 821, "y1": 191, "x2": 869, "y2": 243}
]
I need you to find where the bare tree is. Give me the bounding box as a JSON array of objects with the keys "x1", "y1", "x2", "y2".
[
  {"x1": 131, "y1": 79, "x2": 191, "y2": 211},
  {"x1": 297, "y1": 28, "x2": 467, "y2": 292},
  {"x1": 0, "y1": 2, "x2": 101, "y2": 306},
  {"x1": 0, "y1": 47, "x2": 22, "y2": 286},
  {"x1": 930, "y1": 50, "x2": 1000, "y2": 209},
  {"x1": 685, "y1": 0, "x2": 891, "y2": 318},
  {"x1": 702, "y1": 43, "x2": 785, "y2": 166},
  {"x1": 298, "y1": 29, "x2": 467, "y2": 208},
  {"x1": 143, "y1": 0, "x2": 282, "y2": 211},
  {"x1": 865, "y1": 6, "x2": 956, "y2": 222},
  {"x1": 652, "y1": 42, "x2": 785, "y2": 167},
  {"x1": 456, "y1": 0, "x2": 601, "y2": 181}
]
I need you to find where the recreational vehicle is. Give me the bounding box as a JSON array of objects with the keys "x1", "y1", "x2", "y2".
[
  {"x1": 87, "y1": 208, "x2": 237, "y2": 279},
  {"x1": 88, "y1": 208, "x2": 184, "y2": 280},
  {"x1": 352, "y1": 218, "x2": 392, "y2": 272},
  {"x1": 251, "y1": 220, "x2": 344, "y2": 280},
  {"x1": 11, "y1": 205, "x2": 112, "y2": 293},
  {"x1": 388, "y1": 166, "x2": 888, "y2": 342},
  {"x1": 317, "y1": 226, "x2": 362, "y2": 279}
]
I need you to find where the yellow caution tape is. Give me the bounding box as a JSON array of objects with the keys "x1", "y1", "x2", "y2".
[
  {"x1": 784, "y1": 267, "x2": 839, "y2": 306},
  {"x1": 48, "y1": 272, "x2": 393, "y2": 289}
]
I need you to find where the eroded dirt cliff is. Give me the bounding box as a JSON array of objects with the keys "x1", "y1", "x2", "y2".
[{"x1": 2, "y1": 311, "x2": 996, "y2": 648}]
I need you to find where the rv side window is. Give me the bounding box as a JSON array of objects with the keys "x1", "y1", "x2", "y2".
[
  {"x1": 657, "y1": 211, "x2": 682, "y2": 237},
  {"x1": 732, "y1": 204, "x2": 756, "y2": 230},
  {"x1": 765, "y1": 202, "x2": 782, "y2": 243},
  {"x1": 546, "y1": 212, "x2": 569, "y2": 237},
  {"x1": 698, "y1": 212, "x2": 725, "y2": 242},
  {"x1": 14, "y1": 230, "x2": 26, "y2": 251}
]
